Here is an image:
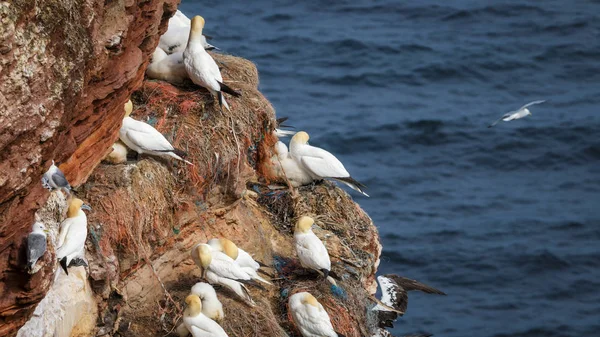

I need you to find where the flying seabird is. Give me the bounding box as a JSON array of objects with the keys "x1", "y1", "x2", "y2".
[
  {"x1": 289, "y1": 131, "x2": 368, "y2": 196},
  {"x1": 289, "y1": 292, "x2": 345, "y2": 337},
  {"x1": 374, "y1": 274, "x2": 445, "y2": 329},
  {"x1": 27, "y1": 222, "x2": 48, "y2": 274},
  {"x1": 182, "y1": 295, "x2": 229, "y2": 337},
  {"x1": 119, "y1": 100, "x2": 193, "y2": 165},
  {"x1": 183, "y1": 16, "x2": 240, "y2": 111},
  {"x1": 146, "y1": 48, "x2": 189, "y2": 84},
  {"x1": 176, "y1": 282, "x2": 225, "y2": 337},
  {"x1": 41, "y1": 160, "x2": 71, "y2": 193},
  {"x1": 159, "y1": 10, "x2": 218, "y2": 54},
  {"x1": 56, "y1": 198, "x2": 92, "y2": 275},
  {"x1": 488, "y1": 100, "x2": 546, "y2": 127}
]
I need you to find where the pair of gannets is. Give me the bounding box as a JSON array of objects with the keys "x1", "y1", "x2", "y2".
[
  {"x1": 119, "y1": 100, "x2": 193, "y2": 165},
  {"x1": 274, "y1": 131, "x2": 368, "y2": 196},
  {"x1": 182, "y1": 294, "x2": 229, "y2": 337},
  {"x1": 191, "y1": 238, "x2": 270, "y2": 305},
  {"x1": 56, "y1": 198, "x2": 92, "y2": 275},
  {"x1": 27, "y1": 222, "x2": 48, "y2": 274},
  {"x1": 488, "y1": 100, "x2": 545, "y2": 127},
  {"x1": 159, "y1": 10, "x2": 217, "y2": 54},
  {"x1": 289, "y1": 292, "x2": 344, "y2": 337},
  {"x1": 41, "y1": 160, "x2": 71, "y2": 193},
  {"x1": 176, "y1": 282, "x2": 225, "y2": 337},
  {"x1": 183, "y1": 16, "x2": 241, "y2": 111}
]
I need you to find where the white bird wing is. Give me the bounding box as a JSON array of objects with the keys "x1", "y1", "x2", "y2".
[
  {"x1": 56, "y1": 216, "x2": 87, "y2": 259},
  {"x1": 189, "y1": 320, "x2": 228, "y2": 337},
  {"x1": 57, "y1": 218, "x2": 73, "y2": 248},
  {"x1": 296, "y1": 234, "x2": 330, "y2": 271},
  {"x1": 125, "y1": 120, "x2": 175, "y2": 152},
  {"x1": 517, "y1": 99, "x2": 546, "y2": 111},
  {"x1": 184, "y1": 50, "x2": 222, "y2": 92},
  {"x1": 237, "y1": 249, "x2": 260, "y2": 270},
  {"x1": 298, "y1": 303, "x2": 337, "y2": 337},
  {"x1": 210, "y1": 252, "x2": 251, "y2": 280},
  {"x1": 299, "y1": 146, "x2": 350, "y2": 179}
]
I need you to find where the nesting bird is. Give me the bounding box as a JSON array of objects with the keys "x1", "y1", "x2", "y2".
[
  {"x1": 488, "y1": 100, "x2": 546, "y2": 127},
  {"x1": 41, "y1": 160, "x2": 71, "y2": 193},
  {"x1": 294, "y1": 216, "x2": 332, "y2": 280},
  {"x1": 272, "y1": 140, "x2": 314, "y2": 187},
  {"x1": 183, "y1": 16, "x2": 241, "y2": 111},
  {"x1": 103, "y1": 141, "x2": 128, "y2": 164},
  {"x1": 207, "y1": 238, "x2": 271, "y2": 285},
  {"x1": 56, "y1": 198, "x2": 91, "y2": 275},
  {"x1": 289, "y1": 292, "x2": 344, "y2": 337},
  {"x1": 27, "y1": 222, "x2": 48, "y2": 274},
  {"x1": 119, "y1": 100, "x2": 193, "y2": 165},
  {"x1": 289, "y1": 131, "x2": 368, "y2": 196},
  {"x1": 374, "y1": 274, "x2": 446, "y2": 329},
  {"x1": 159, "y1": 10, "x2": 218, "y2": 54},
  {"x1": 176, "y1": 282, "x2": 224, "y2": 337},
  {"x1": 183, "y1": 295, "x2": 229, "y2": 337},
  {"x1": 146, "y1": 48, "x2": 189, "y2": 84}
]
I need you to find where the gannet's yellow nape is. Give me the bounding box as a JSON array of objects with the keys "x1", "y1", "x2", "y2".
[
  {"x1": 295, "y1": 216, "x2": 314, "y2": 234},
  {"x1": 292, "y1": 131, "x2": 310, "y2": 145},
  {"x1": 301, "y1": 293, "x2": 320, "y2": 307},
  {"x1": 67, "y1": 198, "x2": 84, "y2": 218},
  {"x1": 195, "y1": 244, "x2": 212, "y2": 268},
  {"x1": 124, "y1": 100, "x2": 133, "y2": 117},
  {"x1": 185, "y1": 294, "x2": 202, "y2": 316},
  {"x1": 190, "y1": 16, "x2": 205, "y2": 36},
  {"x1": 220, "y1": 238, "x2": 239, "y2": 260}
]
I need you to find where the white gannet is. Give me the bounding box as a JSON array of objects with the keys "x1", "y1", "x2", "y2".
[
  {"x1": 27, "y1": 222, "x2": 48, "y2": 274},
  {"x1": 374, "y1": 274, "x2": 445, "y2": 329},
  {"x1": 289, "y1": 292, "x2": 342, "y2": 337},
  {"x1": 289, "y1": 131, "x2": 368, "y2": 196},
  {"x1": 294, "y1": 216, "x2": 332, "y2": 279},
  {"x1": 207, "y1": 238, "x2": 271, "y2": 285},
  {"x1": 182, "y1": 295, "x2": 229, "y2": 337},
  {"x1": 41, "y1": 160, "x2": 71, "y2": 192},
  {"x1": 272, "y1": 141, "x2": 314, "y2": 187},
  {"x1": 103, "y1": 140, "x2": 128, "y2": 164},
  {"x1": 176, "y1": 282, "x2": 225, "y2": 337},
  {"x1": 275, "y1": 117, "x2": 295, "y2": 138},
  {"x1": 183, "y1": 16, "x2": 240, "y2": 111},
  {"x1": 146, "y1": 48, "x2": 189, "y2": 84},
  {"x1": 488, "y1": 100, "x2": 546, "y2": 128},
  {"x1": 119, "y1": 100, "x2": 193, "y2": 165},
  {"x1": 56, "y1": 198, "x2": 92, "y2": 275},
  {"x1": 159, "y1": 10, "x2": 218, "y2": 54}
]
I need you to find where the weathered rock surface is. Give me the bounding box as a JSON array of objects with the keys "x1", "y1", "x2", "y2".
[{"x1": 0, "y1": 0, "x2": 178, "y2": 334}]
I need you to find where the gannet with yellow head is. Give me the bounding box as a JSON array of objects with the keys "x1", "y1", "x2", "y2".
[
  {"x1": 56, "y1": 198, "x2": 92, "y2": 275},
  {"x1": 176, "y1": 282, "x2": 225, "y2": 337},
  {"x1": 182, "y1": 294, "x2": 229, "y2": 337},
  {"x1": 293, "y1": 216, "x2": 332, "y2": 279},
  {"x1": 183, "y1": 16, "x2": 240, "y2": 111},
  {"x1": 289, "y1": 292, "x2": 343, "y2": 337},
  {"x1": 289, "y1": 131, "x2": 368, "y2": 196},
  {"x1": 119, "y1": 100, "x2": 193, "y2": 165},
  {"x1": 159, "y1": 10, "x2": 218, "y2": 54},
  {"x1": 208, "y1": 238, "x2": 272, "y2": 285}
]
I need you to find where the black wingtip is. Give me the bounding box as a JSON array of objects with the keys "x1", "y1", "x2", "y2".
[
  {"x1": 320, "y1": 268, "x2": 330, "y2": 278},
  {"x1": 59, "y1": 257, "x2": 69, "y2": 275},
  {"x1": 218, "y1": 81, "x2": 242, "y2": 97},
  {"x1": 257, "y1": 260, "x2": 269, "y2": 268},
  {"x1": 240, "y1": 279, "x2": 267, "y2": 291},
  {"x1": 172, "y1": 148, "x2": 188, "y2": 158}
]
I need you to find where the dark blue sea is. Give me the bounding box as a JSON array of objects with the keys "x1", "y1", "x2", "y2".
[{"x1": 181, "y1": 1, "x2": 600, "y2": 336}]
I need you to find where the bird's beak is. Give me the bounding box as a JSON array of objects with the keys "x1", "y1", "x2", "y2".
[
  {"x1": 81, "y1": 204, "x2": 92, "y2": 211},
  {"x1": 201, "y1": 268, "x2": 207, "y2": 279},
  {"x1": 43, "y1": 229, "x2": 50, "y2": 234}
]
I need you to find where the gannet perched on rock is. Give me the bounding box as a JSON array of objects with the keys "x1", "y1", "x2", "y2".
[
  {"x1": 103, "y1": 141, "x2": 128, "y2": 164},
  {"x1": 56, "y1": 198, "x2": 91, "y2": 275},
  {"x1": 41, "y1": 160, "x2": 71, "y2": 193},
  {"x1": 183, "y1": 295, "x2": 229, "y2": 337},
  {"x1": 176, "y1": 282, "x2": 224, "y2": 337},
  {"x1": 488, "y1": 100, "x2": 546, "y2": 127},
  {"x1": 119, "y1": 100, "x2": 193, "y2": 165},
  {"x1": 374, "y1": 274, "x2": 445, "y2": 329},
  {"x1": 146, "y1": 48, "x2": 189, "y2": 84},
  {"x1": 289, "y1": 131, "x2": 368, "y2": 196},
  {"x1": 289, "y1": 292, "x2": 344, "y2": 337},
  {"x1": 272, "y1": 141, "x2": 313, "y2": 187},
  {"x1": 159, "y1": 10, "x2": 218, "y2": 54},
  {"x1": 294, "y1": 216, "x2": 332, "y2": 279},
  {"x1": 183, "y1": 16, "x2": 240, "y2": 111},
  {"x1": 27, "y1": 222, "x2": 48, "y2": 274},
  {"x1": 207, "y1": 238, "x2": 271, "y2": 285}
]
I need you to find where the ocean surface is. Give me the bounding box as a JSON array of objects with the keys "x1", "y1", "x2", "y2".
[{"x1": 181, "y1": 1, "x2": 600, "y2": 336}]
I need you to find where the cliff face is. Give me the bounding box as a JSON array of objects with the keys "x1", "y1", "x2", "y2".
[
  {"x1": 1, "y1": 2, "x2": 382, "y2": 337},
  {"x1": 0, "y1": 0, "x2": 178, "y2": 334}
]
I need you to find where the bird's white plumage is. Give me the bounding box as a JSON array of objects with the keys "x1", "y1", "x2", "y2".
[
  {"x1": 489, "y1": 100, "x2": 546, "y2": 127},
  {"x1": 41, "y1": 160, "x2": 70, "y2": 190},
  {"x1": 289, "y1": 292, "x2": 338, "y2": 337},
  {"x1": 375, "y1": 275, "x2": 396, "y2": 310},
  {"x1": 159, "y1": 10, "x2": 216, "y2": 53},
  {"x1": 183, "y1": 306, "x2": 228, "y2": 337},
  {"x1": 146, "y1": 48, "x2": 189, "y2": 84},
  {"x1": 190, "y1": 282, "x2": 224, "y2": 321},
  {"x1": 294, "y1": 229, "x2": 331, "y2": 274},
  {"x1": 56, "y1": 210, "x2": 88, "y2": 267},
  {"x1": 104, "y1": 141, "x2": 128, "y2": 164},
  {"x1": 27, "y1": 222, "x2": 47, "y2": 272},
  {"x1": 204, "y1": 270, "x2": 255, "y2": 306},
  {"x1": 272, "y1": 141, "x2": 314, "y2": 187}
]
